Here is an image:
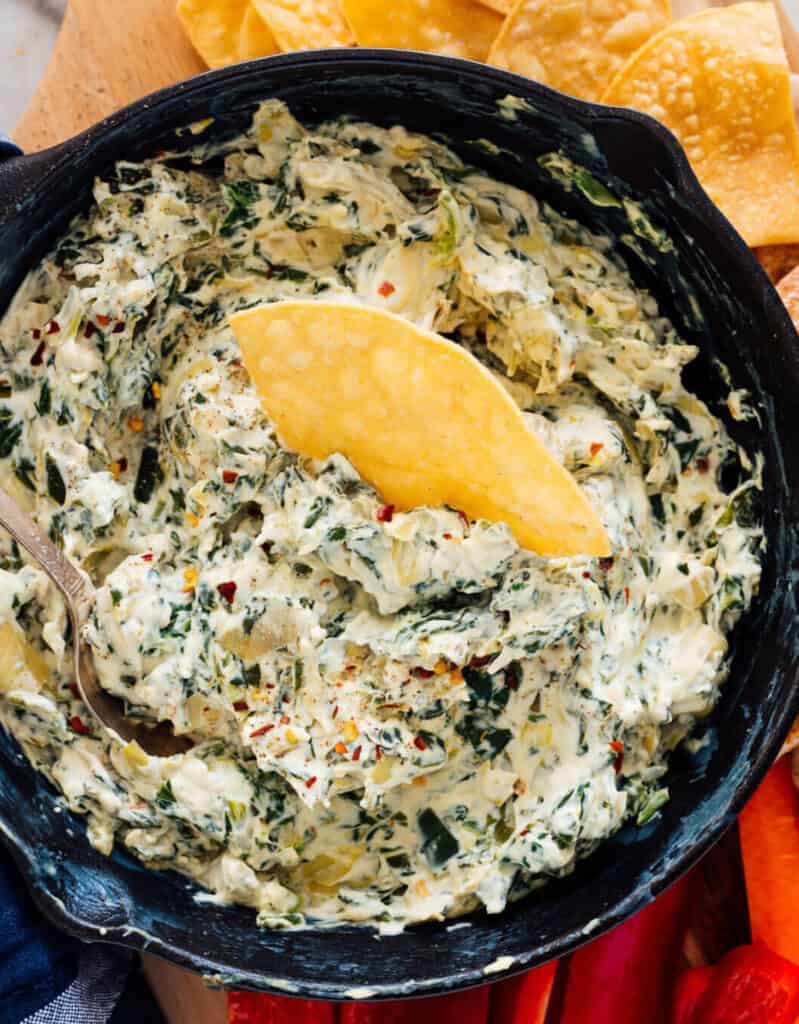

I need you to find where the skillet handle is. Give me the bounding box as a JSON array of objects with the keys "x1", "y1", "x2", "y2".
[
  {"x1": 0, "y1": 135, "x2": 23, "y2": 161},
  {"x1": 0, "y1": 133, "x2": 61, "y2": 224}
]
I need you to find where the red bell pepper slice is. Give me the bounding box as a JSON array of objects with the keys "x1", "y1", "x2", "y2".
[
  {"x1": 489, "y1": 960, "x2": 557, "y2": 1024},
  {"x1": 339, "y1": 984, "x2": 490, "y2": 1024},
  {"x1": 228, "y1": 992, "x2": 336, "y2": 1023},
  {"x1": 559, "y1": 875, "x2": 693, "y2": 1024},
  {"x1": 671, "y1": 967, "x2": 715, "y2": 1024},
  {"x1": 688, "y1": 944, "x2": 799, "y2": 1024}
]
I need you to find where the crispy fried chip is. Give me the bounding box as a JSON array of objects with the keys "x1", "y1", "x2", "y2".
[
  {"x1": 602, "y1": 2, "x2": 799, "y2": 248},
  {"x1": 478, "y1": 0, "x2": 513, "y2": 12},
  {"x1": 177, "y1": 0, "x2": 275, "y2": 67},
  {"x1": 340, "y1": 0, "x2": 503, "y2": 61},
  {"x1": 756, "y1": 243, "x2": 799, "y2": 284},
  {"x1": 488, "y1": 0, "x2": 671, "y2": 101},
  {"x1": 781, "y1": 713, "x2": 799, "y2": 757},
  {"x1": 776, "y1": 261, "x2": 799, "y2": 326},
  {"x1": 230, "y1": 301, "x2": 610, "y2": 557},
  {"x1": 238, "y1": 3, "x2": 278, "y2": 59},
  {"x1": 251, "y1": 0, "x2": 354, "y2": 49}
]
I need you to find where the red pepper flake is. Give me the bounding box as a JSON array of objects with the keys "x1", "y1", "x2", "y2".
[
  {"x1": 413, "y1": 667, "x2": 435, "y2": 679},
  {"x1": 279, "y1": 714, "x2": 290, "y2": 725},
  {"x1": 249, "y1": 723, "x2": 274, "y2": 738},
  {"x1": 609, "y1": 740, "x2": 624, "y2": 753},
  {"x1": 456, "y1": 509, "x2": 470, "y2": 529},
  {"x1": 112, "y1": 320, "x2": 125, "y2": 334},
  {"x1": 84, "y1": 321, "x2": 96, "y2": 339},
  {"x1": 96, "y1": 314, "x2": 112, "y2": 327},
  {"x1": 469, "y1": 654, "x2": 493, "y2": 668},
  {"x1": 70, "y1": 715, "x2": 89, "y2": 735},
  {"x1": 610, "y1": 740, "x2": 624, "y2": 773},
  {"x1": 45, "y1": 319, "x2": 60, "y2": 335},
  {"x1": 142, "y1": 552, "x2": 154, "y2": 562},
  {"x1": 217, "y1": 581, "x2": 237, "y2": 604},
  {"x1": 413, "y1": 735, "x2": 428, "y2": 751},
  {"x1": 332, "y1": 705, "x2": 339, "y2": 719},
  {"x1": 697, "y1": 456, "x2": 710, "y2": 474},
  {"x1": 378, "y1": 280, "x2": 396, "y2": 297},
  {"x1": 442, "y1": 532, "x2": 454, "y2": 540},
  {"x1": 30, "y1": 341, "x2": 46, "y2": 366},
  {"x1": 305, "y1": 776, "x2": 317, "y2": 789},
  {"x1": 376, "y1": 504, "x2": 395, "y2": 523},
  {"x1": 118, "y1": 457, "x2": 128, "y2": 473},
  {"x1": 582, "y1": 570, "x2": 591, "y2": 579},
  {"x1": 520, "y1": 828, "x2": 530, "y2": 837},
  {"x1": 352, "y1": 745, "x2": 362, "y2": 762},
  {"x1": 598, "y1": 557, "x2": 614, "y2": 572},
  {"x1": 233, "y1": 700, "x2": 249, "y2": 711},
  {"x1": 32, "y1": 328, "x2": 41, "y2": 341},
  {"x1": 505, "y1": 664, "x2": 521, "y2": 691},
  {"x1": 624, "y1": 586, "x2": 630, "y2": 606},
  {"x1": 222, "y1": 470, "x2": 239, "y2": 484},
  {"x1": 230, "y1": 358, "x2": 242, "y2": 368},
  {"x1": 375, "y1": 745, "x2": 382, "y2": 761},
  {"x1": 69, "y1": 682, "x2": 80, "y2": 699},
  {"x1": 590, "y1": 442, "x2": 604, "y2": 457}
]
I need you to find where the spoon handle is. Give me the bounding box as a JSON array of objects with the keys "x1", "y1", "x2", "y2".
[{"x1": 0, "y1": 486, "x2": 92, "y2": 623}]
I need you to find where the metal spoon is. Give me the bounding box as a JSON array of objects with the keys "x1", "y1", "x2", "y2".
[{"x1": 0, "y1": 485, "x2": 191, "y2": 757}]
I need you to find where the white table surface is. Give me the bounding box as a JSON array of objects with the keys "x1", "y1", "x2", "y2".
[{"x1": 2, "y1": 0, "x2": 799, "y2": 135}]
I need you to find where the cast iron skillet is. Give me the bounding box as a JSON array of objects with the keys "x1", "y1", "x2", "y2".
[{"x1": 0, "y1": 50, "x2": 798, "y2": 1000}]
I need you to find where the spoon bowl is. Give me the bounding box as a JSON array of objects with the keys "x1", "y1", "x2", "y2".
[{"x1": 0, "y1": 486, "x2": 191, "y2": 757}]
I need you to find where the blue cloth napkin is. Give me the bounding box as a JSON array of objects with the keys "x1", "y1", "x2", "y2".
[{"x1": 0, "y1": 849, "x2": 165, "y2": 1024}]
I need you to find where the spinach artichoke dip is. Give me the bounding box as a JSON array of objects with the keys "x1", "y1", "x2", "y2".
[{"x1": 0, "y1": 101, "x2": 762, "y2": 930}]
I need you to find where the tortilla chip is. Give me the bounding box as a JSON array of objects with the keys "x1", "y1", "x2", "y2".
[
  {"x1": 777, "y1": 261, "x2": 799, "y2": 325},
  {"x1": 488, "y1": 0, "x2": 671, "y2": 101},
  {"x1": 177, "y1": 0, "x2": 275, "y2": 67},
  {"x1": 340, "y1": 0, "x2": 503, "y2": 61},
  {"x1": 756, "y1": 243, "x2": 799, "y2": 284},
  {"x1": 602, "y1": 3, "x2": 799, "y2": 248},
  {"x1": 780, "y1": 713, "x2": 799, "y2": 757},
  {"x1": 238, "y1": 3, "x2": 279, "y2": 59},
  {"x1": 478, "y1": 0, "x2": 513, "y2": 12},
  {"x1": 230, "y1": 301, "x2": 610, "y2": 557},
  {"x1": 251, "y1": 0, "x2": 354, "y2": 49}
]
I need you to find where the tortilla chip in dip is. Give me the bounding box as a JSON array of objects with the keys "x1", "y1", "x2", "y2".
[
  {"x1": 602, "y1": 2, "x2": 799, "y2": 248},
  {"x1": 488, "y1": 0, "x2": 672, "y2": 101},
  {"x1": 230, "y1": 301, "x2": 611, "y2": 558}
]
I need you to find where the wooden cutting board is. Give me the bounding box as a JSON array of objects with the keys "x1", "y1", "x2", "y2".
[
  {"x1": 12, "y1": 2, "x2": 799, "y2": 1022},
  {"x1": 14, "y1": 0, "x2": 204, "y2": 151}
]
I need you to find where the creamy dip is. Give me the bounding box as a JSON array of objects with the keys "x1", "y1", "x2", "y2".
[{"x1": 0, "y1": 101, "x2": 762, "y2": 929}]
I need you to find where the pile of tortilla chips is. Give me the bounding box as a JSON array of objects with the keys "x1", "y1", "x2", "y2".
[{"x1": 176, "y1": 0, "x2": 799, "y2": 249}]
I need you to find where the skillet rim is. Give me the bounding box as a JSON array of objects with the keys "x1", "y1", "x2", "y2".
[{"x1": 0, "y1": 47, "x2": 797, "y2": 999}]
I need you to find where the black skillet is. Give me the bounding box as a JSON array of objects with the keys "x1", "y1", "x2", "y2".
[{"x1": 0, "y1": 50, "x2": 798, "y2": 1000}]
